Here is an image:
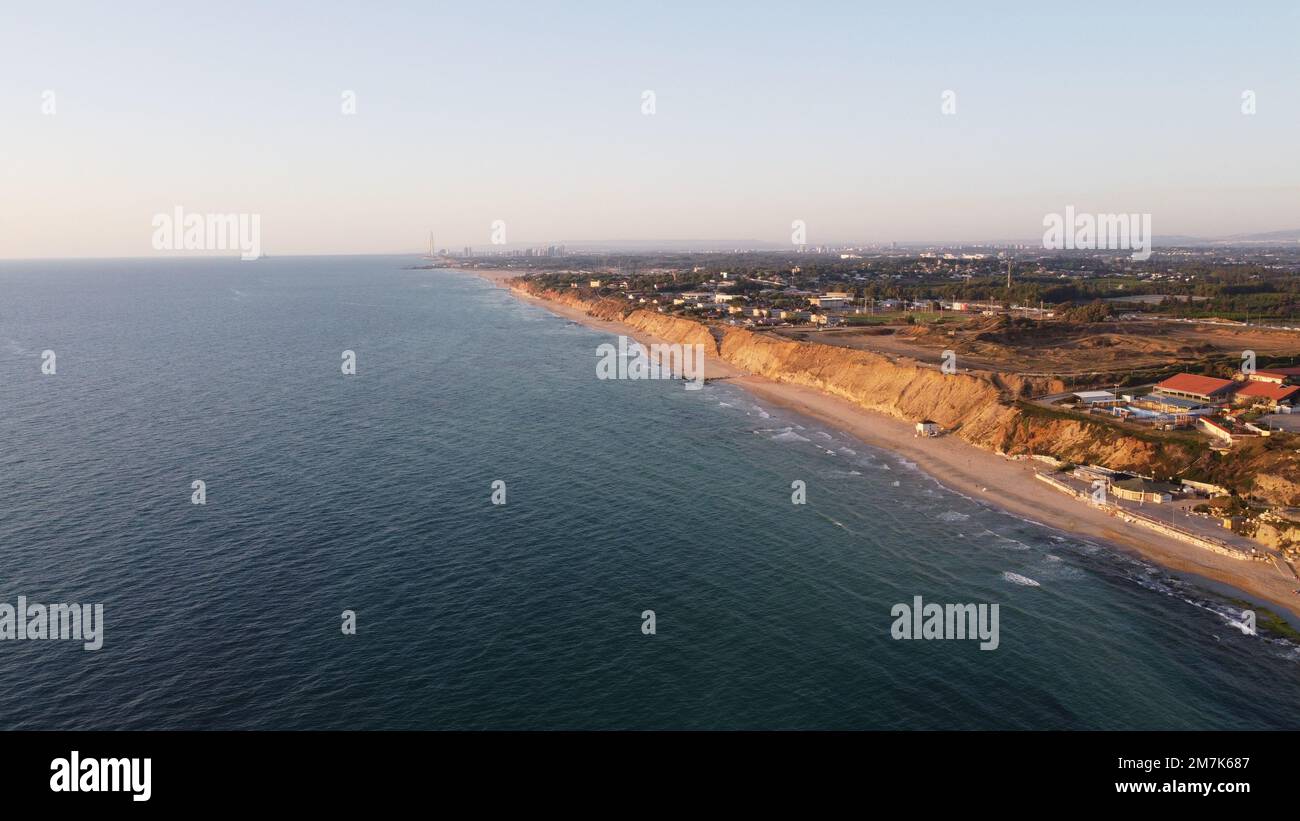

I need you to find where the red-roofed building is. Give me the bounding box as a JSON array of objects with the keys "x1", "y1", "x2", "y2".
[
  {"x1": 1234, "y1": 381, "x2": 1300, "y2": 408},
  {"x1": 1153, "y1": 373, "x2": 1238, "y2": 404},
  {"x1": 1249, "y1": 366, "x2": 1300, "y2": 385}
]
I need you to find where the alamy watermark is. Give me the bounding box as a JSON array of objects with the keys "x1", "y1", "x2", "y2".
[
  {"x1": 1042, "y1": 205, "x2": 1151, "y2": 261},
  {"x1": 597, "y1": 335, "x2": 705, "y2": 390},
  {"x1": 50, "y1": 752, "x2": 150, "y2": 801},
  {"x1": 0, "y1": 596, "x2": 103, "y2": 650},
  {"x1": 891, "y1": 595, "x2": 999, "y2": 650},
  {"x1": 151, "y1": 206, "x2": 262, "y2": 260}
]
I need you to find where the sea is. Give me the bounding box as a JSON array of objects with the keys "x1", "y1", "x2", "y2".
[{"x1": 1, "y1": 255, "x2": 1298, "y2": 730}]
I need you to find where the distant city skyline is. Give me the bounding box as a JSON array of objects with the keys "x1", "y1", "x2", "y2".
[{"x1": 3, "y1": 1, "x2": 1299, "y2": 259}]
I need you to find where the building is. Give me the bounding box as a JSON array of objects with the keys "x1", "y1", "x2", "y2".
[
  {"x1": 1181, "y1": 479, "x2": 1230, "y2": 498},
  {"x1": 1249, "y1": 366, "x2": 1300, "y2": 385},
  {"x1": 915, "y1": 420, "x2": 941, "y2": 437},
  {"x1": 1152, "y1": 373, "x2": 1237, "y2": 404},
  {"x1": 810, "y1": 292, "x2": 851, "y2": 309},
  {"x1": 1110, "y1": 477, "x2": 1177, "y2": 504},
  {"x1": 1198, "y1": 416, "x2": 1235, "y2": 445},
  {"x1": 1233, "y1": 381, "x2": 1300, "y2": 409},
  {"x1": 1132, "y1": 393, "x2": 1210, "y2": 418},
  {"x1": 1073, "y1": 390, "x2": 1121, "y2": 407}
]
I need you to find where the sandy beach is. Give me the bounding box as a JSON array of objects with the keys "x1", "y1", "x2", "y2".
[{"x1": 467, "y1": 267, "x2": 1300, "y2": 624}]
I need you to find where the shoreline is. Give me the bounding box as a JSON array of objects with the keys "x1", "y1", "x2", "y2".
[{"x1": 464, "y1": 266, "x2": 1300, "y2": 626}]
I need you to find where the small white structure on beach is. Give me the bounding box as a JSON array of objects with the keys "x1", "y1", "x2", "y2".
[{"x1": 915, "y1": 420, "x2": 941, "y2": 437}]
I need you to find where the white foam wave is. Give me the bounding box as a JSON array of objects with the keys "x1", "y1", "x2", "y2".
[{"x1": 1002, "y1": 571, "x2": 1041, "y2": 587}]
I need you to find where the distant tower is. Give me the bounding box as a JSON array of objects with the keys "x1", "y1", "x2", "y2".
[
  {"x1": 428, "y1": 232, "x2": 436, "y2": 257},
  {"x1": 1006, "y1": 260, "x2": 1012, "y2": 289}
]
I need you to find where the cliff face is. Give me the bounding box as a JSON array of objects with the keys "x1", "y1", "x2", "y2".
[
  {"x1": 523, "y1": 287, "x2": 716, "y2": 349},
  {"x1": 715, "y1": 326, "x2": 1214, "y2": 477},
  {"x1": 997, "y1": 412, "x2": 1199, "y2": 476},
  {"x1": 1253, "y1": 473, "x2": 1300, "y2": 507},
  {"x1": 516, "y1": 282, "x2": 1300, "y2": 505},
  {"x1": 717, "y1": 327, "x2": 1016, "y2": 443}
]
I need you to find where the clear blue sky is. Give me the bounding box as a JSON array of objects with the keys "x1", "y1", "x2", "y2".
[{"x1": 2, "y1": 1, "x2": 1298, "y2": 257}]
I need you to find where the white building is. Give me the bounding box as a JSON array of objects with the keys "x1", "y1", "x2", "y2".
[{"x1": 1073, "y1": 390, "x2": 1120, "y2": 407}]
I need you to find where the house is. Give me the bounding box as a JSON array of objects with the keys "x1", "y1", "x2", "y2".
[
  {"x1": 915, "y1": 420, "x2": 941, "y2": 437},
  {"x1": 1152, "y1": 373, "x2": 1237, "y2": 404}
]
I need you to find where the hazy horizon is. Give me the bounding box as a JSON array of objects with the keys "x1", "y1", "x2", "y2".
[{"x1": 3, "y1": 1, "x2": 1299, "y2": 259}]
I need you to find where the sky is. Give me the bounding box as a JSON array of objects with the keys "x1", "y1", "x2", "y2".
[{"x1": 2, "y1": 0, "x2": 1299, "y2": 258}]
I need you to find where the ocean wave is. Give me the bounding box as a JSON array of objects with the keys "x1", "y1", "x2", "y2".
[
  {"x1": 818, "y1": 513, "x2": 856, "y2": 534},
  {"x1": 771, "y1": 429, "x2": 810, "y2": 443},
  {"x1": 981, "y1": 529, "x2": 1029, "y2": 550},
  {"x1": 936, "y1": 510, "x2": 969, "y2": 523},
  {"x1": 1002, "y1": 571, "x2": 1041, "y2": 587}
]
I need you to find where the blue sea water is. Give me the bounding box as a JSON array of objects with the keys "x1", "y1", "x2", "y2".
[{"x1": 1, "y1": 255, "x2": 1298, "y2": 730}]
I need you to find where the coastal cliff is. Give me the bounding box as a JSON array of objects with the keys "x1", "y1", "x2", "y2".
[{"x1": 516, "y1": 282, "x2": 1300, "y2": 508}]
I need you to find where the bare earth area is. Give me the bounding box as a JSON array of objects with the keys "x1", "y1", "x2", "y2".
[{"x1": 770, "y1": 317, "x2": 1300, "y2": 379}]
